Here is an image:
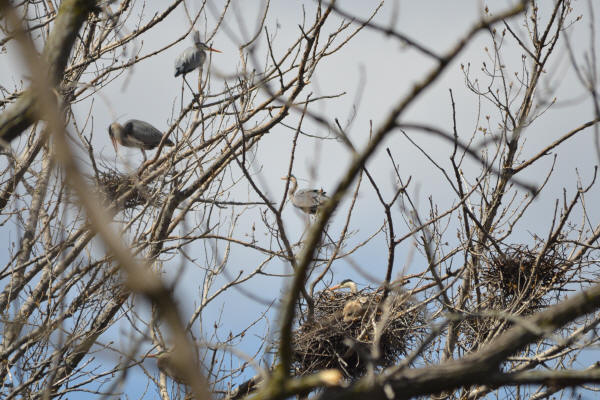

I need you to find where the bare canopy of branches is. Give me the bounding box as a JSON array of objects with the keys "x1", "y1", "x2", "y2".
[{"x1": 1, "y1": 0, "x2": 600, "y2": 399}]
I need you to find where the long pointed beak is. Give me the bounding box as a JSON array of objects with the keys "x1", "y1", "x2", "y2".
[
  {"x1": 329, "y1": 284, "x2": 341, "y2": 291},
  {"x1": 207, "y1": 47, "x2": 221, "y2": 53}
]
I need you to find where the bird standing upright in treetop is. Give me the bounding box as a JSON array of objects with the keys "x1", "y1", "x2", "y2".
[
  {"x1": 174, "y1": 30, "x2": 221, "y2": 94},
  {"x1": 281, "y1": 175, "x2": 329, "y2": 214},
  {"x1": 108, "y1": 119, "x2": 174, "y2": 161}
]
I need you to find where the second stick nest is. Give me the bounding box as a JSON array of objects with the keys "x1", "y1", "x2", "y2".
[
  {"x1": 292, "y1": 287, "x2": 425, "y2": 379},
  {"x1": 460, "y1": 242, "x2": 570, "y2": 349},
  {"x1": 97, "y1": 170, "x2": 158, "y2": 210},
  {"x1": 481, "y1": 243, "x2": 569, "y2": 310}
]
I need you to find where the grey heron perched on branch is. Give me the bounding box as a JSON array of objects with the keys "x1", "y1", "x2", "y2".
[
  {"x1": 174, "y1": 30, "x2": 221, "y2": 94},
  {"x1": 281, "y1": 175, "x2": 329, "y2": 214},
  {"x1": 108, "y1": 119, "x2": 174, "y2": 161}
]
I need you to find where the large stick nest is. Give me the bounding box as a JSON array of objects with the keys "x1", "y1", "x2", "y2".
[
  {"x1": 460, "y1": 242, "x2": 570, "y2": 348},
  {"x1": 96, "y1": 169, "x2": 159, "y2": 210},
  {"x1": 292, "y1": 288, "x2": 425, "y2": 379},
  {"x1": 481, "y1": 243, "x2": 569, "y2": 310}
]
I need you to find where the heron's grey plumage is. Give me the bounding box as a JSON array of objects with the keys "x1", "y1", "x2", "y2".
[
  {"x1": 330, "y1": 279, "x2": 358, "y2": 293},
  {"x1": 192, "y1": 30, "x2": 201, "y2": 45},
  {"x1": 282, "y1": 175, "x2": 328, "y2": 214},
  {"x1": 108, "y1": 119, "x2": 173, "y2": 160},
  {"x1": 174, "y1": 30, "x2": 220, "y2": 78},
  {"x1": 174, "y1": 46, "x2": 206, "y2": 77}
]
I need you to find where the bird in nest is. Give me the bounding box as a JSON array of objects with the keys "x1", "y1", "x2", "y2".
[{"x1": 329, "y1": 279, "x2": 370, "y2": 323}]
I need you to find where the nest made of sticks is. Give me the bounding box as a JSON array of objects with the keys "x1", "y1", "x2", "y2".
[
  {"x1": 460, "y1": 243, "x2": 569, "y2": 348},
  {"x1": 292, "y1": 288, "x2": 425, "y2": 379},
  {"x1": 457, "y1": 301, "x2": 514, "y2": 350},
  {"x1": 97, "y1": 170, "x2": 158, "y2": 209},
  {"x1": 481, "y1": 243, "x2": 569, "y2": 309}
]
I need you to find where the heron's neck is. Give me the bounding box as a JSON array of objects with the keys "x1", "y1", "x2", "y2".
[
  {"x1": 288, "y1": 180, "x2": 297, "y2": 195},
  {"x1": 114, "y1": 128, "x2": 125, "y2": 142}
]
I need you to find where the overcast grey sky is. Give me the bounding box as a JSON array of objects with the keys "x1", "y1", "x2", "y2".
[{"x1": 1, "y1": 1, "x2": 599, "y2": 398}]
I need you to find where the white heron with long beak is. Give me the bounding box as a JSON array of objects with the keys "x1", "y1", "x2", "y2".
[
  {"x1": 108, "y1": 119, "x2": 174, "y2": 161},
  {"x1": 174, "y1": 30, "x2": 221, "y2": 94}
]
